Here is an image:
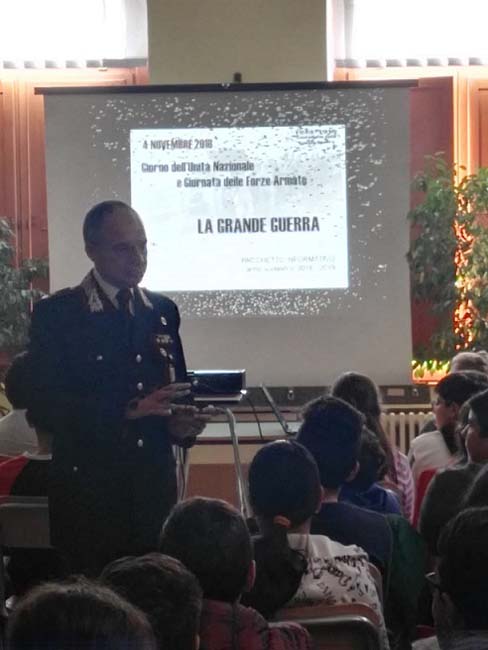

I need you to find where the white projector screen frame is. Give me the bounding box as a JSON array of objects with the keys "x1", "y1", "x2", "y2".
[{"x1": 42, "y1": 82, "x2": 413, "y2": 386}]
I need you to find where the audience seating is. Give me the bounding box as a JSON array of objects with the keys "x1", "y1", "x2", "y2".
[
  {"x1": 273, "y1": 602, "x2": 381, "y2": 650},
  {"x1": 0, "y1": 497, "x2": 50, "y2": 616},
  {"x1": 368, "y1": 562, "x2": 383, "y2": 606}
]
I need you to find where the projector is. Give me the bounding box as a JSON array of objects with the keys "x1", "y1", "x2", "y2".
[{"x1": 187, "y1": 369, "x2": 246, "y2": 399}]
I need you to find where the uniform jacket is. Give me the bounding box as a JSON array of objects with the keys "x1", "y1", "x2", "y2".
[{"x1": 28, "y1": 271, "x2": 187, "y2": 571}]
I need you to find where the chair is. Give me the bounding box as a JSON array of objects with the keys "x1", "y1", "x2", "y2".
[
  {"x1": 273, "y1": 602, "x2": 381, "y2": 650},
  {"x1": 0, "y1": 497, "x2": 51, "y2": 615},
  {"x1": 368, "y1": 562, "x2": 383, "y2": 606}
]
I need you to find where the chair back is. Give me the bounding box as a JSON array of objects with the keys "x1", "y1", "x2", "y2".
[
  {"x1": 368, "y1": 562, "x2": 383, "y2": 606},
  {"x1": 274, "y1": 602, "x2": 381, "y2": 650},
  {"x1": 0, "y1": 497, "x2": 51, "y2": 614}
]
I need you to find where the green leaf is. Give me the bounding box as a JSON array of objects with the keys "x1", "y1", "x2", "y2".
[
  {"x1": 408, "y1": 154, "x2": 488, "y2": 359},
  {"x1": 0, "y1": 217, "x2": 48, "y2": 354}
]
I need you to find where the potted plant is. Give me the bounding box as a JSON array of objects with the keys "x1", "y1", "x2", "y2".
[
  {"x1": 408, "y1": 154, "x2": 488, "y2": 377},
  {"x1": 0, "y1": 217, "x2": 47, "y2": 371}
]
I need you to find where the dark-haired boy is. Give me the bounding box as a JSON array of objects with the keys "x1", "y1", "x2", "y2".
[
  {"x1": 339, "y1": 427, "x2": 402, "y2": 515},
  {"x1": 7, "y1": 577, "x2": 156, "y2": 650},
  {"x1": 410, "y1": 371, "x2": 488, "y2": 482},
  {"x1": 0, "y1": 352, "x2": 52, "y2": 497},
  {"x1": 0, "y1": 354, "x2": 63, "y2": 596},
  {"x1": 0, "y1": 352, "x2": 37, "y2": 458},
  {"x1": 101, "y1": 553, "x2": 202, "y2": 650},
  {"x1": 414, "y1": 507, "x2": 488, "y2": 650},
  {"x1": 159, "y1": 497, "x2": 312, "y2": 650},
  {"x1": 297, "y1": 396, "x2": 393, "y2": 572}
]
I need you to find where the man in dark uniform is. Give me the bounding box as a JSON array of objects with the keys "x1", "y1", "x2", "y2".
[{"x1": 28, "y1": 200, "x2": 205, "y2": 574}]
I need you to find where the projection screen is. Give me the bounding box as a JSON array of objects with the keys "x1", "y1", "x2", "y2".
[{"x1": 41, "y1": 82, "x2": 413, "y2": 386}]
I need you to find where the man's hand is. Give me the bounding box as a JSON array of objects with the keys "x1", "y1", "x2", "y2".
[
  {"x1": 125, "y1": 383, "x2": 191, "y2": 419},
  {"x1": 167, "y1": 404, "x2": 217, "y2": 445}
]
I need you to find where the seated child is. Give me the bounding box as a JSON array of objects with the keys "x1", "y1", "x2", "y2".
[
  {"x1": 241, "y1": 439, "x2": 388, "y2": 649},
  {"x1": 339, "y1": 428, "x2": 402, "y2": 515},
  {"x1": 101, "y1": 553, "x2": 202, "y2": 650},
  {"x1": 7, "y1": 577, "x2": 156, "y2": 650},
  {"x1": 159, "y1": 496, "x2": 313, "y2": 650},
  {"x1": 297, "y1": 396, "x2": 393, "y2": 573},
  {"x1": 331, "y1": 371, "x2": 414, "y2": 520}
]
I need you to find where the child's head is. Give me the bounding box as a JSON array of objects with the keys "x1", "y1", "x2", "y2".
[
  {"x1": 159, "y1": 497, "x2": 253, "y2": 604},
  {"x1": 5, "y1": 351, "x2": 53, "y2": 453},
  {"x1": 297, "y1": 396, "x2": 363, "y2": 489},
  {"x1": 434, "y1": 372, "x2": 488, "y2": 430},
  {"x1": 331, "y1": 372, "x2": 382, "y2": 421},
  {"x1": 242, "y1": 441, "x2": 321, "y2": 618},
  {"x1": 347, "y1": 427, "x2": 387, "y2": 492},
  {"x1": 464, "y1": 388, "x2": 488, "y2": 463},
  {"x1": 7, "y1": 577, "x2": 156, "y2": 650},
  {"x1": 435, "y1": 507, "x2": 488, "y2": 632},
  {"x1": 101, "y1": 553, "x2": 201, "y2": 650},
  {"x1": 4, "y1": 352, "x2": 31, "y2": 410},
  {"x1": 248, "y1": 439, "x2": 322, "y2": 529},
  {"x1": 431, "y1": 372, "x2": 488, "y2": 458},
  {"x1": 331, "y1": 372, "x2": 398, "y2": 482},
  {"x1": 450, "y1": 351, "x2": 488, "y2": 374}
]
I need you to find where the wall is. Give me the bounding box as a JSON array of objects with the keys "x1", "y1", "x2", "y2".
[
  {"x1": 147, "y1": 0, "x2": 327, "y2": 84},
  {"x1": 0, "y1": 68, "x2": 148, "y2": 272}
]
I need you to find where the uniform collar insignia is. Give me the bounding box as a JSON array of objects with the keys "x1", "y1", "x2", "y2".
[
  {"x1": 81, "y1": 272, "x2": 105, "y2": 313},
  {"x1": 80, "y1": 272, "x2": 154, "y2": 313}
]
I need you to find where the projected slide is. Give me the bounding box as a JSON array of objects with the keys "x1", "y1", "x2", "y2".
[{"x1": 131, "y1": 125, "x2": 347, "y2": 291}]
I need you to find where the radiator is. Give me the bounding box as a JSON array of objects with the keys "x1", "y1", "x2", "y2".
[{"x1": 381, "y1": 411, "x2": 432, "y2": 454}]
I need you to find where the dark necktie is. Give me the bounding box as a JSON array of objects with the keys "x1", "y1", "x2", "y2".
[
  {"x1": 116, "y1": 288, "x2": 133, "y2": 346},
  {"x1": 116, "y1": 288, "x2": 132, "y2": 316}
]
